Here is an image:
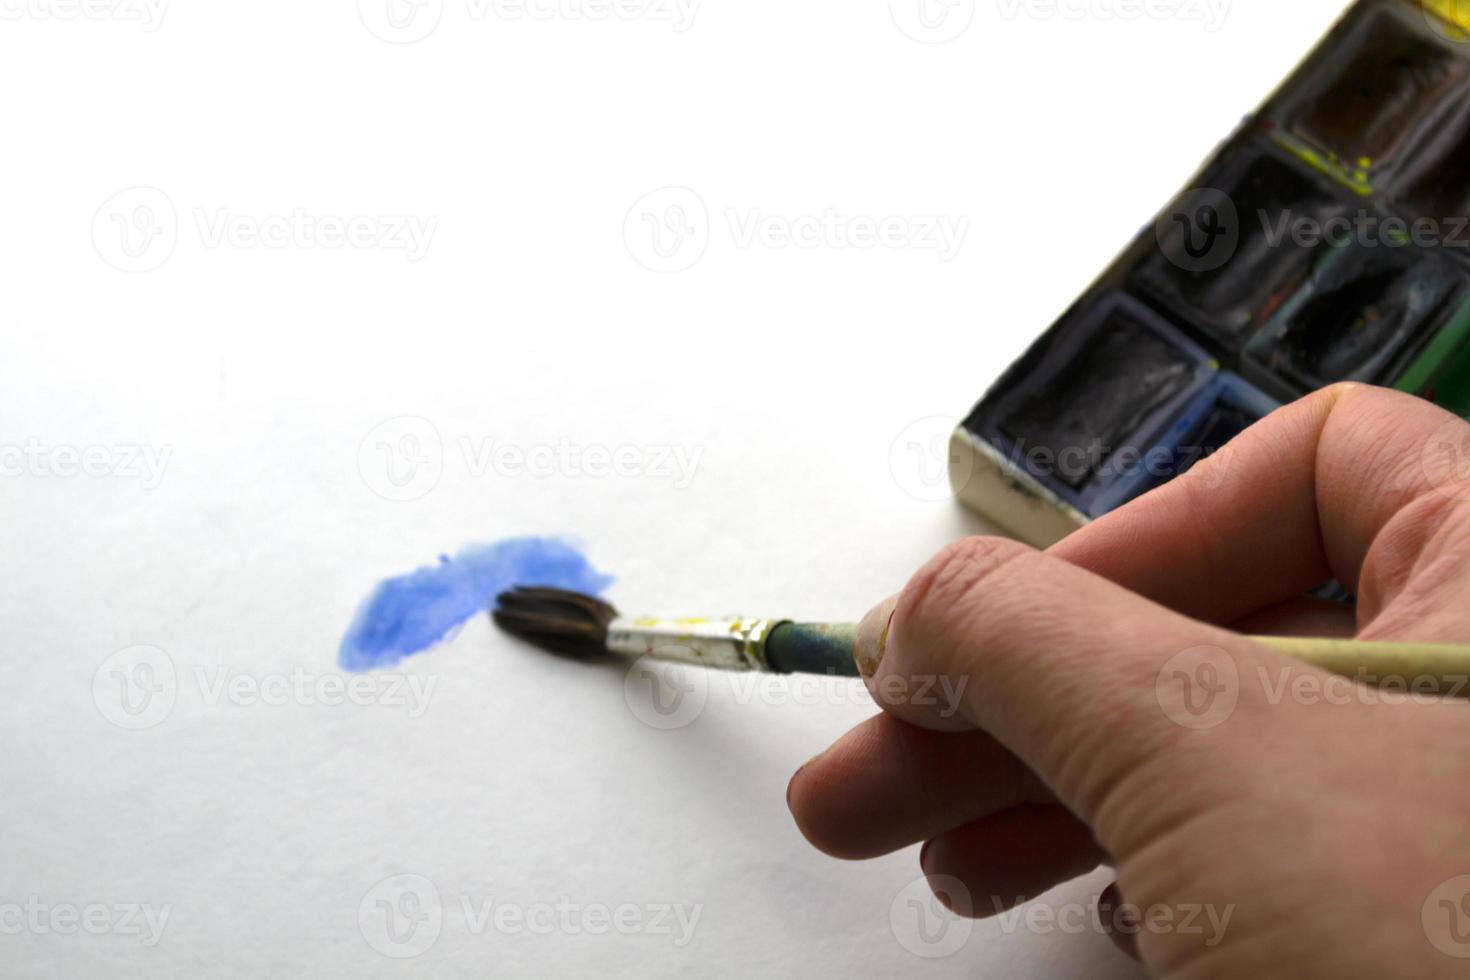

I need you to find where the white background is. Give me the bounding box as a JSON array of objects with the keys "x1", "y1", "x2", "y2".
[{"x1": 2, "y1": 0, "x2": 1352, "y2": 976}]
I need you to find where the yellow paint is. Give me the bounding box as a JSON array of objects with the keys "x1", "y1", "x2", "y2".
[
  {"x1": 1422, "y1": 0, "x2": 1470, "y2": 32},
  {"x1": 1272, "y1": 134, "x2": 1373, "y2": 197},
  {"x1": 631, "y1": 615, "x2": 709, "y2": 628}
]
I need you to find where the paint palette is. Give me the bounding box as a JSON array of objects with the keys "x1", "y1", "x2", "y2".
[{"x1": 953, "y1": 0, "x2": 1470, "y2": 546}]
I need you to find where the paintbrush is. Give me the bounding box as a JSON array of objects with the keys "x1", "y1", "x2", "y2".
[{"x1": 492, "y1": 587, "x2": 1470, "y2": 697}]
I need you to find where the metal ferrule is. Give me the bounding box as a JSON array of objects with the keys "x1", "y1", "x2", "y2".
[{"x1": 606, "y1": 617, "x2": 785, "y2": 672}]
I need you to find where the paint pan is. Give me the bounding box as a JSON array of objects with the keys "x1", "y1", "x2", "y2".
[
  {"x1": 1244, "y1": 238, "x2": 1467, "y2": 392},
  {"x1": 967, "y1": 293, "x2": 1213, "y2": 518},
  {"x1": 1088, "y1": 373, "x2": 1278, "y2": 514},
  {"x1": 1266, "y1": 2, "x2": 1470, "y2": 195},
  {"x1": 1131, "y1": 141, "x2": 1352, "y2": 350},
  {"x1": 1391, "y1": 97, "x2": 1470, "y2": 241},
  {"x1": 949, "y1": 0, "x2": 1470, "y2": 548}
]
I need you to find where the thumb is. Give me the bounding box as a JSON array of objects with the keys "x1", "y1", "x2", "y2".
[{"x1": 859, "y1": 536, "x2": 1300, "y2": 832}]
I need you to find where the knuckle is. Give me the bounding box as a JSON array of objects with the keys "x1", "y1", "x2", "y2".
[{"x1": 897, "y1": 536, "x2": 1038, "y2": 654}]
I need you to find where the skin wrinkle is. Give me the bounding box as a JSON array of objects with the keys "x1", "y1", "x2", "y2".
[
  {"x1": 790, "y1": 386, "x2": 1470, "y2": 978},
  {"x1": 1318, "y1": 386, "x2": 1436, "y2": 590},
  {"x1": 1359, "y1": 496, "x2": 1466, "y2": 632}
]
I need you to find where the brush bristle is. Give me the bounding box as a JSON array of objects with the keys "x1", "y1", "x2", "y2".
[{"x1": 491, "y1": 587, "x2": 620, "y2": 659}]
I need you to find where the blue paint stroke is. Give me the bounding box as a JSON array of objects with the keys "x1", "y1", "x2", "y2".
[{"x1": 339, "y1": 536, "x2": 613, "y2": 672}]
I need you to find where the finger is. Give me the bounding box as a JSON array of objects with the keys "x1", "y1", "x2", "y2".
[
  {"x1": 1096, "y1": 881, "x2": 1142, "y2": 961},
  {"x1": 920, "y1": 805, "x2": 1105, "y2": 918},
  {"x1": 787, "y1": 713, "x2": 1053, "y2": 860},
  {"x1": 1049, "y1": 384, "x2": 1470, "y2": 629},
  {"x1": 1227, "y1": 595, "x2": 1357, "y2": 638},
  {"x1": 867, "y1": 534, "x2": 1306, "y2": 849}
]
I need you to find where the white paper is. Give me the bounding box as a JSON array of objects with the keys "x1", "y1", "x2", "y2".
[{"x1": 1, "y1": 1, "x2": 1349, "y2": 974}]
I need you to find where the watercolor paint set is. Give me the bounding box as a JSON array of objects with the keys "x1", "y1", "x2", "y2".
[{"x1": 952, "y1": 0, "x2": 1470, "y2": 546}]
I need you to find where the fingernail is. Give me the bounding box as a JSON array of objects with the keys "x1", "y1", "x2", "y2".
[{"x1": 853, "y1": 594, "x2": 900, "y2": 678}]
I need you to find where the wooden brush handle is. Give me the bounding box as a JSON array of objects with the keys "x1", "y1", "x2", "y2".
[{"x1": 1253, "y1": 637, "x2": 1470, "y2": 696}]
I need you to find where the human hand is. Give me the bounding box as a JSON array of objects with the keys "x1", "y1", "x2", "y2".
[{"x1": 788, "y1": 384, "x2": 1470, "y2": 978}]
